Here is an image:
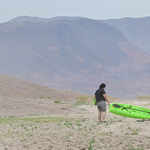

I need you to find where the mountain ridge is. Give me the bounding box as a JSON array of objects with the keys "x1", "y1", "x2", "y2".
[
  {"x1": 100, "y1": 16, "x2": 150, "y2": 55},
  {"x1": 0, "y1": 16, "x2": 150, "y2": 98},
  {"x1": 9, "y1": 16, "x2": 83, "y2": 23}
]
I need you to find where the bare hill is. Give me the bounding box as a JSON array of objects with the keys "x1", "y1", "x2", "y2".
[{"x1": 0, "y1": 73, "x2": 83, "y2": 101}]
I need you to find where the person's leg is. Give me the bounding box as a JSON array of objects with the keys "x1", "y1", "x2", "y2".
[
  {"x1": 101, "y1": 102, "x2": 106, "y2": 122},
  {"x1": 98, "y1": 111, "x2": 102, "y2": 122},
  {"x1": 97, "y1": 102, "x2": 102, "y2": 122},
  {"x1": 102, "y1": 112, "x2": 106, "y2": 121}
]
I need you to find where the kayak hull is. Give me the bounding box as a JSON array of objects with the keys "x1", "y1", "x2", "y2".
[{"x1": 109, "y1": 103, "x2": 150, "y2": 119}]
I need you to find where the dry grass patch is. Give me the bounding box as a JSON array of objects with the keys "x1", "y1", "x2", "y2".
[
  {"x1": 137, "y1": 95, "x2": 150, "y2": 99},
  {"x1": 74, "y1": 95, "x2": 93, "y2": 106},
  {"x1": 54, "y1": 99, "x2": 61, "y2": 103}
]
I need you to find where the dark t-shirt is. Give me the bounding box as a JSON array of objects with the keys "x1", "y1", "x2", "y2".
[{"x1": 94, "y1": 89, "x2": 106, "y2": 102}]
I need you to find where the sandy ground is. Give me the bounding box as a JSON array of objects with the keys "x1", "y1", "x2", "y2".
[{"x1": 0, "y1": 96, "x2": 150, "y2": 150}]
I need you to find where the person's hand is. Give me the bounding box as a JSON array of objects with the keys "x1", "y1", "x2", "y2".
[{"x1": 108, "y1": 102, "x2": 110, "y2": 106}]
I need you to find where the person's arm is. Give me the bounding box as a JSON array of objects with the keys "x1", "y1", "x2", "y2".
[{"x1": 103, "y1": 94, "x2": 110, "y2": 105}]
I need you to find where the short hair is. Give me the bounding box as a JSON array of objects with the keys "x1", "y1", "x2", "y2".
[{"x1": 99, "y1": 83, "x2": 106, "y2": 89}]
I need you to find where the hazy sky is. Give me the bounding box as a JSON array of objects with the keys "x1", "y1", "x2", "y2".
[{"x1": 1, "y1": 0, "x2": 150, "y2": 23}]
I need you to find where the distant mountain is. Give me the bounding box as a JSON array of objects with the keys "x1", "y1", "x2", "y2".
[
  {"x1": 100, "y1": 17, "x2": 150, "y2": 55},
  {"x1": 9, "y1": 16, "x2": 82, "y2": 23},
  {"x1": 0, "y1": 17, "x2": 150, "y2": 98}
]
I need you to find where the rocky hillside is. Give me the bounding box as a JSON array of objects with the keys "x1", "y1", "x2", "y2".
[
  {"x1": 0, "y1": 16, "x2": 150, "y2": 98},
  {"x1": 101, "y1": 17, "x2": 150, "y2": 55}
]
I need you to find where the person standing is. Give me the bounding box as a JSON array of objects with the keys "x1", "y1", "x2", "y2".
[{"x1": 94, "y1": 83, "x2": 110, "y2": 122}]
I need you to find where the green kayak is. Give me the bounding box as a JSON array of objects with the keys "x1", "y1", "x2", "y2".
[{"x1": 109, "y1": 103, "x2": 150, "y2": 119}]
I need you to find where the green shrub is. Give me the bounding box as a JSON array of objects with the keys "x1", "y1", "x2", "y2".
[
  {"x1": 54, "y1": 99, "x2": 61, "y2": 103},
  {"x1": 39, "y1": 96, "x2": 44, "y2": 99}
]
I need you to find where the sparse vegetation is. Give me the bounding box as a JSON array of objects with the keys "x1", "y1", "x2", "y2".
[
  {"x1": 0, "y1": 114, "x2": 147, "y2": 149},
  {"x1": 8, "y1": 116, "x2": 15, "y2": 119},
  {"x1": 107, "y1": 95, "x2": 118, "y2": 103},
  {"x1": 72, "y1": 95, "x2": 92, "y2": 107},
  {"x1": 107, "y1": 95, "x2": 118, "y2": 99},
  {"x1": 72, "y1": 100, "x2": 87, "y2": 107},
  {"x1": 54, "y1": 99, "x2": 61, "y2": 103},
  {"x1": 76, "y1": 95, "x2": 88, "y2": 100},
  {"x1": 137, "y1": 95, "x2": 150, "y2": 99},
  {"x1": 88, "y1": 138, "x2": 95, "y2": 150},
  {"x1": 0, "y1": 93, "x2": 149, "y2": 150},
  {"x1": 39, "y1": 95, "x2": 44, "y2": 99}
]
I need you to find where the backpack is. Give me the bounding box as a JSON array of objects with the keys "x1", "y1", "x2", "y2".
[{"x1": 93, "y1": 98, "x2": 97, "y2": 105}]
